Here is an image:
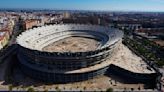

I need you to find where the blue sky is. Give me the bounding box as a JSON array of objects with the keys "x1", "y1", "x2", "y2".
[{"x1": 0, "y1": 0, "x2": 164, "y2": 12}]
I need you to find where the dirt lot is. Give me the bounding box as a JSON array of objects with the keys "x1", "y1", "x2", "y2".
[
  {"x1": 153, "y1": 40, "x2": 164, "y2": 47},
  {"x1": 42, "y1": 37, "x2": 100, "y2": 52}
]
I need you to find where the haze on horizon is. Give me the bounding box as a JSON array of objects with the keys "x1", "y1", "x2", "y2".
[{"x1": 0, "y1": 0, "x2": 164, "y2": 12}]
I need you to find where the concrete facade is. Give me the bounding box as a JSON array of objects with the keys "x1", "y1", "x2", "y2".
[{"x1": 16, "y1": 24, "x2": 158, "y2": 83}]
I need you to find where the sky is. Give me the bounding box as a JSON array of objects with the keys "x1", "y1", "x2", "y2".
[{"x1": 0, "y1": 0, "x2": 164, "y2": 12}]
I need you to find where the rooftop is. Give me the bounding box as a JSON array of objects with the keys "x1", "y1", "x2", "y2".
[{"x1": 68, "y1": 43, "x2": 155, "y2": 74}]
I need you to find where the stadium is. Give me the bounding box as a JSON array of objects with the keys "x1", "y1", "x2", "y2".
[{"x1": 16, "y1": 24, "x2": 123, "y2": 83}]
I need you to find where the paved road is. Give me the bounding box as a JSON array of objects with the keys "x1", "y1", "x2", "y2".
[{"x1": 9, "y1": 22, "x2": 20, "y2": 46}]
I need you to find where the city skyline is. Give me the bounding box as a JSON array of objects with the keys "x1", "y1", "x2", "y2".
[{"x1": 0, "y1": 0, "x2": 164, "y2": 12}]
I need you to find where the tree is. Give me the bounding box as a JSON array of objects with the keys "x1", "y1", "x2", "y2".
[
  {"x1": 131, "y1": 88, "x2": 134, "y2": 91},
  {"x1": 8, "y1": 85, "x2": 13, "y2": 91},
  {"x1": 55, "y1": 86, "x2": 61, "y2": 92},
  {"x1": 83, "y1": 86, "x2": 86, "y2": 90},
  {"x1": 106, "y1": 88, "x2": 113, "y2": 92},
  {"x1": 27, "y1": 87, "x2": 35, "y2": 92}
]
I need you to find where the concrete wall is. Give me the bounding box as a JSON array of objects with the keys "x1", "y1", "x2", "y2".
[{"x1": 107, "y1": 64, "x2": 158, "y2": 84}]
